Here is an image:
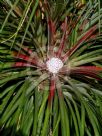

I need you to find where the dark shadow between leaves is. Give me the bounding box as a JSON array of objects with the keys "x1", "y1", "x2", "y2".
[{"x1": 0, "y1": 124, "x2": 25, "y2": 136}]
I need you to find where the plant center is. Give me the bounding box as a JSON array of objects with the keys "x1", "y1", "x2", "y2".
[{"x1": 46, "y1": 57, "x2": 63, "y2": 74}]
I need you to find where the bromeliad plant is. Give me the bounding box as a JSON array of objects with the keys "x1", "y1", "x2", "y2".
[{"x1": 0, "y1": 0, "x2": 102, "y2": 136}]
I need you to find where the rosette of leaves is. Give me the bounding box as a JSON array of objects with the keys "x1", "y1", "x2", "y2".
[{"x1": 0, "y1": 0, "x2": 102, "y2": 136}]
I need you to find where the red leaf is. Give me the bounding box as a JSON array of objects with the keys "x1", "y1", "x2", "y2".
[
  {"x1": 75, "y1": 66, "x2": 102, "y2": 71},
  {"x1": 70, "y1": 68, "x2": 102, "y2": 80},
  {"x1": 62, "y1": 25, "x2": 97, "y2": 62},
  {"x1": 23, "y1": 47, "x2": 32, "y2": 54},
  {"x1": 60, "y1": 66, "x2": 102, "y2": 80},
  {"x1": 47, "y1": 18, "x2": 56, "y2": 58},
  {"x1": 14, "y1": 62, "x2": 31, "y2": 67},
  {"x1": 56, "y1": 17, "x2": 67, "y2": 57},
  {"x1": 48, "y1": 19, "x2": 56, "y2": 37},
  {"x1": 13, "y1": 52, "x2": 43, "y2": 68}
]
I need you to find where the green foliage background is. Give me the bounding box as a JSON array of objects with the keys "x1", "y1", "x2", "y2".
[{"x1": 0, "y1": 0, "x2": 102, "y2": 136}]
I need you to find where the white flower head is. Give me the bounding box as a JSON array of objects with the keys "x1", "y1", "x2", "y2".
[{"x1": 46, "y1": 57, "x2": 63, "y2": 74}]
